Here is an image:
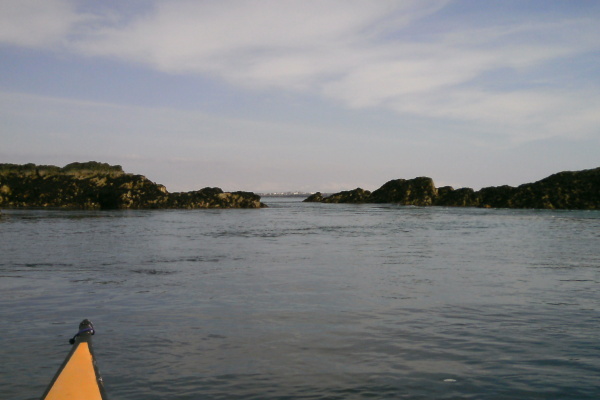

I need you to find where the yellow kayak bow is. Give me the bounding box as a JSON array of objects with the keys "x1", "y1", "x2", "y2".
[{"x1": 41, "y1": 319, "x2": 108, "y2": 400}]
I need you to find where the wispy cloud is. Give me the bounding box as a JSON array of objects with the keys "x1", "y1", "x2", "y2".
[
  {"x1": 2, "y1": 0, "x2": 599, "y2": 145},
  {"x1": 0, "y1": 0, "x2": 89, "y2": 47},
  {"x1": 72, "y1": 1, "x2": 434, "y2": 85}
]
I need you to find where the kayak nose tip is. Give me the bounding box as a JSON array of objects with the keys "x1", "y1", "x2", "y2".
[
  {"x1": 79, "y1": 319, "x2": 94, "y2": 331},
  {"x1": 69, "y1": 319, "x2": 96, "y2": 344},
  {"x1": 80, "y1": 319, "x2": 93, "y2": 328}
]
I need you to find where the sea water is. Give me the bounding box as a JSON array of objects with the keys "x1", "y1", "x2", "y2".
[{"x1": 1, "y1": 198, "x2": 599, "y2": 399}]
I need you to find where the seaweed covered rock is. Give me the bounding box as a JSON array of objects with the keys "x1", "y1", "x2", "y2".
[
  {"x1": 94, "y1": 174, "x2": 169, "y2": 209},
  {"x1": 370, "y1": 177, "x2": 438, "y2": 206},
  {"x1": 0, "y1": 162, "x2": 266, "y2": 209},
  {"x1": 321, "y1": 188, "x2": 371, "y2": 203},
  {"x1": 61, "y1": 162, "x2": 125, "y2": 178},
  {"x1": 436, "y1": 186, "x2": 480, "y2": 207},
  {"x1": 168, "y1": 188, "x2": 263, "y2": 208},
  {"x1": 0, "y1": 162, "x2": 124, "y2": 178},
  {"x1": 305, "y1": 167, "x2": 600, "y2": 210},
  {"x1": 303, "y1": 192, "x2": 325, "y2": 202},
  {"x1": 508, "y1": 169, "x2": 600, "y2": 209}
]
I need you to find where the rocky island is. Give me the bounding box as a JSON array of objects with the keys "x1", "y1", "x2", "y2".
[
  {"x1": 304, "y1": 167, "x2": 600, "y2": 210},
  {"x1": 0, "y1": 162, "x2": 266, "y2": 209}
]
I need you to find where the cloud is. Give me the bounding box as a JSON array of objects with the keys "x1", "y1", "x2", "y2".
[
  {"x1": 67, "y1": 2, "x2": 596, "y2": 84},
  {"x1": 73, "y1": 1, "x2": 438, "y2": 84},
  {"x1": 0, "y1": 0, "x2": 86, "y2": 47},
  {"x1": 319, "y1": 16, "x2": 600, "y2": 140},
  {"x1": 2, "y1": 0, "x2": 600, "y2": 144}
]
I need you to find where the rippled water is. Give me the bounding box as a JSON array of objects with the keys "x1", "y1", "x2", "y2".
[{"x1": 1, "y1": 198, "x2": 599, "y2": 399}]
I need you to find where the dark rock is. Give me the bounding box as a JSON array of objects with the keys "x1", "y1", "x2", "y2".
[
  {"x1": 62, "y1": 162, "x2": 124, "y2": 178},
  {"x1": 370, "y1": 177, "x2": 437, "y2": 206},
  {"x1": 0, "y1": 162, "x2": 266, "y2": 209},
  {"x1": 322, "y1": 188, "x2": 371, "y2": 203},
  {"x1": 477, "y1": 168, "x2": 600, "y2": 210},
  {"x1": 305, "y1": 167, "x2": 600, "y2": 210},
  {"x1": 304, "y1": 189, "x2": 371, "y2": 203},
  {"x1": 436, "y1": 186, "x2": 480, "y2": 207},
  {"x1": 477, "y1": 185, "x2": 517, "y2": 208},
  {"x1": 303, "y1": 192, "x2": 325, "y2": 202},
  {"x1": 168, "y1": 188, "x2": 263, "y2": 209}
]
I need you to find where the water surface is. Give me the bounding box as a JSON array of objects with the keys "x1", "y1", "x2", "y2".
[{"x1": 1, "y1": 198, "x2": 599, "y2": 399}]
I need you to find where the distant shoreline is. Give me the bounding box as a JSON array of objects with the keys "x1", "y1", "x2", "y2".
[{"x1": 259, "y1": 193, "x2": 318, "y2": 198}]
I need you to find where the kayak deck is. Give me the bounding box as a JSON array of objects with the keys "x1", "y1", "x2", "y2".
[{"x1": 41, "y1": 319, "x2": 107, "y2": 400}]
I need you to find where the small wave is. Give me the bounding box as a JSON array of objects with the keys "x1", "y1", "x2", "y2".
[
  {"x1": 20, "y1": 262, "x2": 74, "y2": 268},
  {"x1": 132, "y1": 268, "x2": 177, "y2": 275},
  {"x1": 184, "y1": 256, "x2": 221, "y2": 263}
]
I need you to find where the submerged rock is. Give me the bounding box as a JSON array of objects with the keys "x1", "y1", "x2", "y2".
[{"x1": 0, "y1": 162, "x2": 266, "y2": 209}]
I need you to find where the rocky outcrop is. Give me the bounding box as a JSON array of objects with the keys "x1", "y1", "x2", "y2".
[
  {"x1": 370, "y1": 177, "x2": 437, "y2": 206},
  {"x1": 0, "y1": 162, "x2": 266, "y2": 209},
  {"x1": 435, "y1": 187, "x2": 479, "y2": 207},
  {"x1": 303, "y1": 177, "x2": 438, "y2": 205},
  {"x1": 0, "y1": 162, "x2": 124, "y2": 178},
  {"x1": 303, "y1": 192, "x2": 325, "y2": 202},
  {"x1": 167, "y1": 188, "x2": 263, "y2": 209},
  {"x1": 323, "y1": 188, "x2": 371, "y2": 203},
  {"x1": 304, "y1": 188, "x2": 373, "y2": 204},
  {"x1": 304, "y1": 167, "x2": 600, "y2": 210}
]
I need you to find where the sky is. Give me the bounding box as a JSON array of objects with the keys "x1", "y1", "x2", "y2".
[{"x1": 1, "y1": 0, "x2": 599, "y2": 193}]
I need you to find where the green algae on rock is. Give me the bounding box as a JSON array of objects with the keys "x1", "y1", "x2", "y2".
[
  {"x1": 0, "y1": 162, "x2": 265, "y2": 209},
  {"x1": 304, "y1": 167, "x2": 600, "y2": 210}
]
